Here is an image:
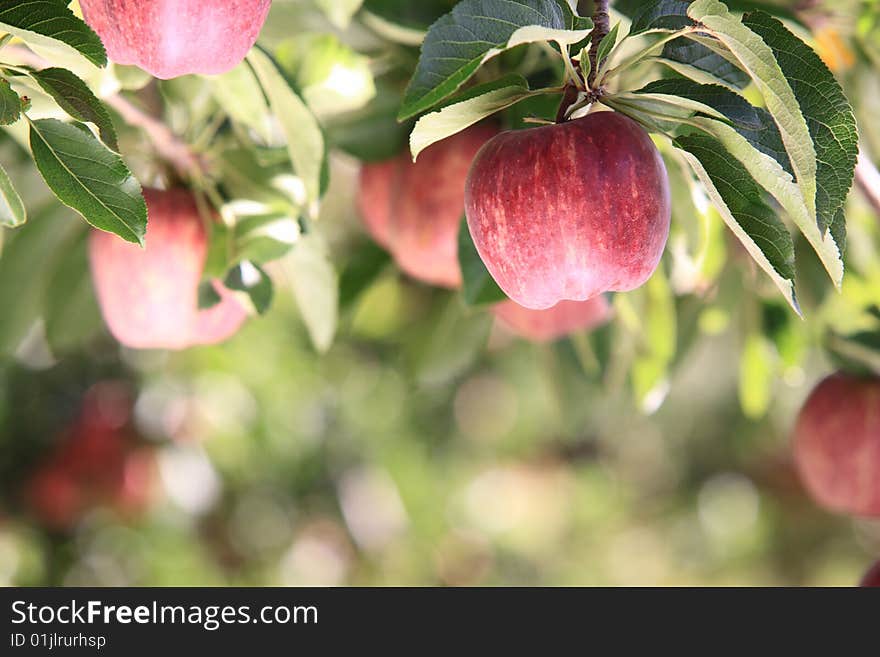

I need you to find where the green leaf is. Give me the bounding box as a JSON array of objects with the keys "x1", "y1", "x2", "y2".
[
  {"x1": 739, "y1": 332, "x2": 775, "y2": 419},
  {"x1": 629, "y1": 79, "x2": 843, "y2": 285},
  {"x1": 659, "y1": 38, "x2": 750, "y2": 90},
  {"x1": 398, "y1": 0, "x2": 591, "y2": 120},
  {"x1": 687, "y1": 0, "x2": 817, "y2": 222},
  {"x1": 0, "y1": 0, "x2": 106, "y2": 68},
  {"x1": 458, "y1": 217, "x2": 507, "y2": 306},
  {"x1": 231, "y1": 208, "x2": 300, "y2": 264},
  {"x1": 28, "y1": 118, "x2": 146, "y2": 245},
  {"x1": 211, "y1": 63, "x2": 274, "y2": 144},
  {"x1": 0, "y1": 161, "x2": 26, "y2": 227},
  {"x1": 595, "y1": 21, "x2": 621, "y2": 68},
  {"x1": 629, "y1": 0, "x2": 692, "y2": 35},
  {"x1": 281, "y1": 232, "x2": 338, "y2": 352},
  {"x1": 30, "y1": 67, "x2": 118, "y2": 151},
  {"x1": 741, "y1": 11, "x2": 858, "y2": 236},
  {"x1": 410, "y1": 74, "x2": 546, "y2": 160},
  {"x1": 224, "y1": 261, "x2": 273, "y2": 315},
  {"x1": 0, "y1": 77, "x2": 22, "y2": 125},
  {"x1": 675, "y1": 134, "x2": 799, "y2": 314},
  {"x1": 247, "y1": 48, "x2": 325, "y2": 210},
  {"x1": 339, "y1": 241, "x2": 391, "y2": 310},
  {"x1": 578, "y1": 46, "x2": 591, "y2": 82}
]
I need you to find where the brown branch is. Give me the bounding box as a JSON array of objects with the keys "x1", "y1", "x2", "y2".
[
  {"x1": 3, "y1": 45, "x2": 203, "y2": 178},
  {"x1": 855, "y1": 151, "x2": 880, "y2": 220},
  {"x1": 587, "y1": 0, "x2": 610, "y2": 87}
]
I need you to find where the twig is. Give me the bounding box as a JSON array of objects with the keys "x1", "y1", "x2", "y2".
[
  {"x1": 2, "y1": 45, "x2": 203, "y2": 178},
  {"x1": 855, "y1": 151, "x2": 880, "y2": 220},
  {"x1": 587, "y1": 0, "x2": 610, "y2": 87}
]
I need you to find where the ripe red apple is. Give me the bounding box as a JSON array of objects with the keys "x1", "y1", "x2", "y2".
[
  {"x1": 861, "y1": 560, "x2": 880, "y2": 587},
  {"x1": 79, "y1": 0, "x2": 272, "y2": 79},
  {"x1": 465, "y1": 111, "x2": 671, "y2": 310},
  {"x1": 356, "y1": 123, "x2": 498, "y2": 288},
  {"x1": 793, "y1": 373, "x2": 880, "y2": 517},
  {"x1": 89, "y1": 188, "x2": 247, "y2": 350},
  {"x1": 492, "y1": 296, "x2": 611, "y2": 342}
]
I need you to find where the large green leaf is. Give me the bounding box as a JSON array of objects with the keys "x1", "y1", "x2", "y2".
[
  {"x1": 399, "y1": 0, "x2": 591, "y2": 120},
  {"x1": 687, "y1": 0, "x2": 817, "y2": 221},
  {"x1": 281, "y1": 232, "x2": 338, "y2": 352},
  {"x1": 410, "y1": 74, "x2": 545, "y2": 160},
  {"x1": 0, "y1": 162, "x2": 26, "y2": 227},
  {"x1": 28, "y1": 118, "x2": 146, "y2": 245},
  {"x1": 741, "y1": 11, "x2": 858, "y2": 236},
  {"x1": 629, "y1": 0, "x2": 692, "y2": 35},
  {"x1": 247, "y1": 48, "x2": 325, "y2": 211},
  {"x1": 0, "y1": 0, "x2": 106, "y2": 68},
  {"x1": 30, "y1": 67, "x2": 118, "y2": 151},
  {"x1": 211, "y1": 63, "x2": 274, "y2": 144},
  {"x1": 675, "y1": 134, "x2": 799, "y2": 314}
]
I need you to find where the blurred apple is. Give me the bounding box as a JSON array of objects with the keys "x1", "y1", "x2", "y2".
[
  {"x1": 861, "y1": 560, "x2": 880, "y2": 587},
  {"x1": 79, "y1": 0, "x2": 272, "y2": 79},
  {"x1": 89, "y1": 188, "x2": 247, "y2": 350},
  {"x1": 793, "y1": 373, "x2": 880, "y2": 517},
  {"x1": 492, "y1": 296, "x2": 611, "y2": 342},
  {"x1": 465, "y1": 112, "x2": 670, "y2": 309},
  {"x1": 357, "y1": 123, "x2": 498, "y2": 288}
]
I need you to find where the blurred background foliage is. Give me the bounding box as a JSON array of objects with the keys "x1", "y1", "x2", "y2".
[{"x1": 1, "y1": 0, "x2": 880, "y2": 586}]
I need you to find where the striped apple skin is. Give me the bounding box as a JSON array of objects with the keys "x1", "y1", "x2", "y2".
[{"x1": 465, "y1": 112, "x2": 671, "y2": 310}]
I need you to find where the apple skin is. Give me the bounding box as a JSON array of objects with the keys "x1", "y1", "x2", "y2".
[
  {"x1": 79, "y1": 0, "x2": 271, "y2": 79},
  {"x1": 357, "y1": 123, "x2": 498, "y2": 288},
  {"x1": 861, "y1": 560, "x2": 880, "y2": 587},
  {"x1": 492, "y1": 296, "x2": 611, "y2": 342},
  {"x1": 793, "y1": 373, "x2": 880, "y2": 517},
  {"x1": 89, "y1": 188, "x2": 247, "y2": 350},
  {"x1": 465, "y1": 111, "x2": 671, "y2": 310}
]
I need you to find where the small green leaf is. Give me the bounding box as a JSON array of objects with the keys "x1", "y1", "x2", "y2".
[
  {"x1": 0, "y1": 0, "x2": 106, "y2": 68},
  {"x1": 741, "y1": 11, "x2": 858, "y2": 236},
  {"x1": 595, "y1": 21, "x2": 621, "y2": 68},
  {"x1": 0, "y1": 77, "x2": 22, "y2": 125},
  {"x1": 458, "y1": 217, "x2": 507, "y2": 306},
  {"x1": 399, "y1": 0, "x2": 591, "y2": 120},
  {"x1": 281, "y1": 232, "x2": 338, "y2": 352},
  {"x1": 211, "y1": 63, "x2": 274, "y2": 144},
  {"x1": 28, "y1": 118, "x2": 146, "y2": 245},
  {"x1": 247, "y1": 48, "x2": 325, "y2": 211},
  {"x1": 30, "y1": 67, "x2": 118, "y2": 151},
  {"x1": 339, "y1": 241, "x2": 391, "y2": 310},
  {"x1": 675, "y1": 133, "x2": 799, "y2": 314},
  {"x1": 197, "y1": 280, "x2": 223, "y2": 310},
  {"x1": 0, "y1": 161, "x2": 26, "y2": 227},
  {"x1": 224, "y1": 261, "x2": 273, "y2": 315},
  {"x1": 578, "y1": 46, "x2": 591, "y2": 82},
  {"x1": 410, "y1": 74, "x2": 547, "y2": 160}
]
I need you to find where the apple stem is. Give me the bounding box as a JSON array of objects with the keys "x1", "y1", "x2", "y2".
[{"x1": 587, "y1": 0, "x2": 611, "y2": 88}]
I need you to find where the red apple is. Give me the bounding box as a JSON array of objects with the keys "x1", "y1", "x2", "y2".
[
  {"x1": 465, "y1": 111, "x2": 671, "y2": 310},
  {"x1": 861, "y1": 560, "x2": 880, "y2": 587},
  {"x1": 793, "y1": 373, "x2": 880, "y2": 517},
  {"x1": 357, "y1": 123, "x2": 498, "y2": 288},
  {"x1": 492, "y1": 296, "x2": 611, "y2": 342},
  {"x1": 89, "y1": 188, "x2": 247, "y2": 350},
  {"x1": 79, "y1": 0, "x2": 272, "y2": 79}
]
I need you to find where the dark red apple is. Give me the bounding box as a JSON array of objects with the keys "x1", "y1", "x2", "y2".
[
  {"x1": 861, "y1": 560, "x2": 880, "y2": 587},
  {"x1": 89, "y1": 188, "x2": 247, "y2": 350},
  {"x1": 492, "y1": 295, "x2": 610, "y2": 342},
  {"x1": 356, "y1": 123, "x2": 498, "y2": 288},
  {"x1": 793, "y1": 373, "x2": 880, "y2": 517},
  {"x1": 79, "y1": 0, "x2": 272, "y2": 79},
  {"x1": 465, "y1": 111, "x2": 671, "y2": 310}
]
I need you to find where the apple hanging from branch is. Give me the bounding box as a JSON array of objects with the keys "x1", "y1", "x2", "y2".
[
  {"x1": 465, "y1": 111, "x2": 671, "y2": 310},
  {"x1": 89, "y1": 188, "x2": 247, "y2": 350},
  {"x1": 357, "y1": 123, "x2": 498, "y2": 288},
  {"x1": 79, "y1": 0, "x2": 272, "y2": 79},
  {"x1": 793, "y1": 372, "x2": 880, "y2": 517}
]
